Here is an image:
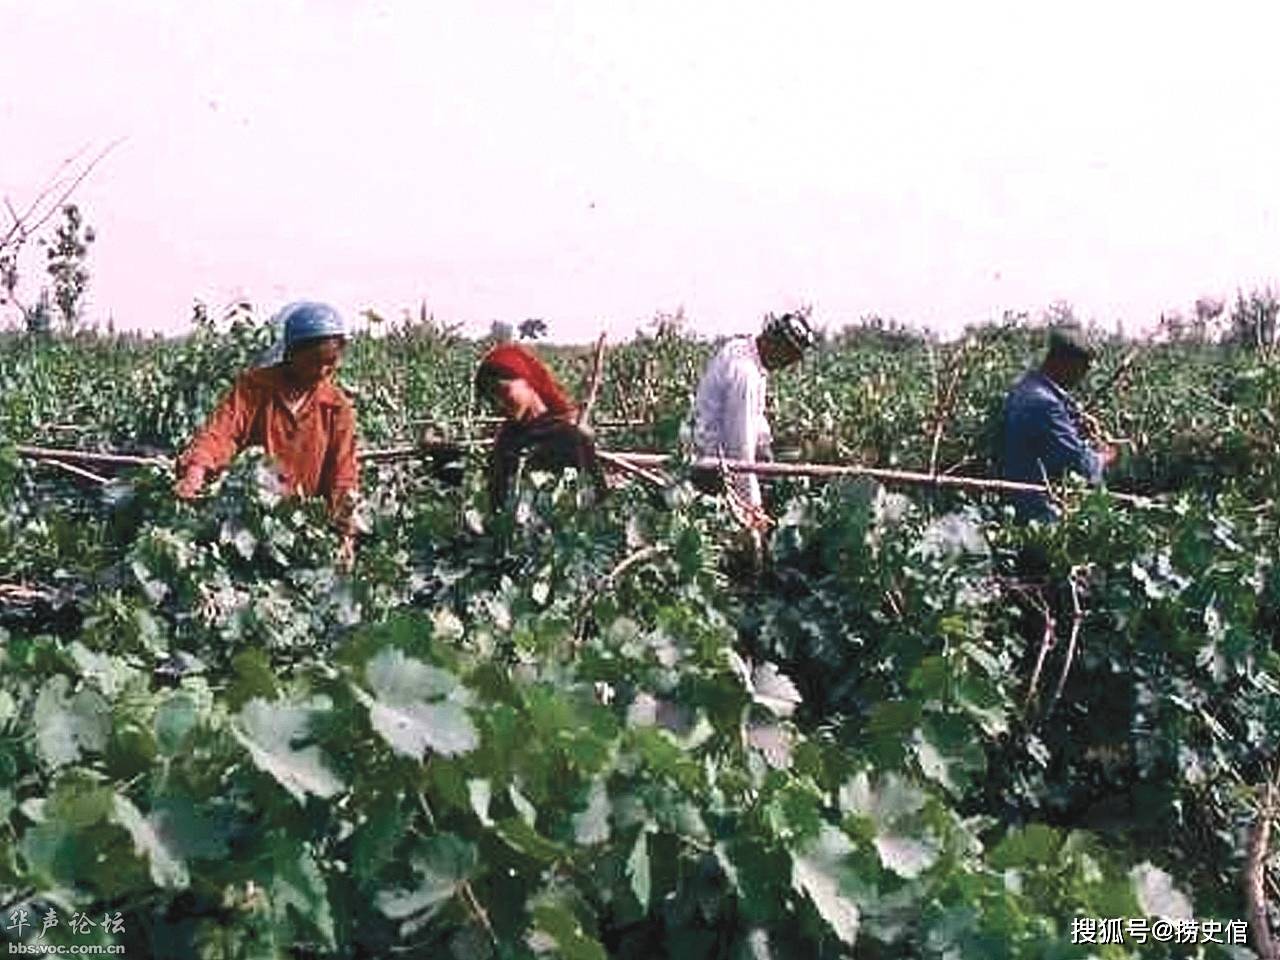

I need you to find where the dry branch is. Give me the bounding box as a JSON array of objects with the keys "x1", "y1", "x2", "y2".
[
  {"x1": 1, "y1": 139, "x2": 124, "y2": 252},
  {"x1": 459, "y1": 881, "x2": 498, "y2": 949},
  {"x1": 1017, "y1": 585, "x2": 1056, "y2": 709},
  {"x1": 1047, "y1": 566, "x2": 1088, "y2": 714},
  {"x1": 606, "y1": 452, "x2": 1156, "y2": 505},
  {"x1": 603, "y1": 544, "x2": 669, "y2": 586},
  {"x1": 0, "y1": 582, "x2": 59, "y2": 606},
  {"x1": 575, "y1": 544, "x2": 671, "y2": 640},
  {"x1": 38, "y1": 458, "x2": 109, "y2": 485},
  {"x1": 361, "y1": 440, "x2": 492, "y2": 463},
  {"x1": 15, "y1": 445, "x2": 166, "y2": 467},
  {"x1": 925, "y1": 338, "x2": 971, "y2": 477},
  {"x1": 13, "y1": 441, "x2": 1164, "y2": 510},
  {"x1": 578, "y1": 332, "x2": 608, "y2": 429},
  {"x1": 1246, "y1": 782, "x2": 1278, "y2": 960},
  {"x1": 598, "y1": 450, "x2": 668, "y2": 489},
  {"x1": 40, "y1": 424, "x2": 91, "y2": 434},
  {"x1": 412, "y1": 415, "x2": 654, "y2": 430}
]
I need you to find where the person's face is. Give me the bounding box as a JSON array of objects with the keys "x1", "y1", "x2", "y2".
[
  {"x1": 287, "y1": 337, "x2": 345, "y2": 387},
  {"x1": 1057, "y1": 354, "x2": 1090, "y2": 389},
  {"x1": 760, "y1": 335, "x2": 804, "y2": 371},
  {"x1": 492, "y1": 377, "x2": 544, "y2": 419}
]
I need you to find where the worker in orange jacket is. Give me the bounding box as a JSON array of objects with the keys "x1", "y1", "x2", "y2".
[{"x1": 175, "y1": 301, "x2": 359, "y2": 566}]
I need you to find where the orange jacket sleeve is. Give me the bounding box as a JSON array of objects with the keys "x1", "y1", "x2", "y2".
[
  {"x1": 179, "y1": 377, "x2": 257, "y2": 475},
  {"x1": 324, "y1": 401, "x2": 360, "y2": 525}
]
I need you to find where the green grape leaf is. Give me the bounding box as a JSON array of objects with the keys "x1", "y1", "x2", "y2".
[
  {"x1": 271, "y1": 840, "x2": 336, "y2": 949},
  {"x1": 495, "y1": 817, "x2": 567, "y2": 863},
  {"x1": 110, "y1": 794, "x2": 189, "y2": 889},
  {"x1": 530, "y1": 902, "x2": 607, "y2": 960},
  {"x1": 155, "y1": 692, "x2": 199, "y2": 756},
  {"x1": 1131, "y1": 863, "x2": 1193, "y2": 920},
  {"x1": 468, "y1": 779, "x2": 493, "y2": 826},
  {"x1": 34, "y1": 676, "x2": 109, "y2": 768},
  {"x1": 148, "y1": 794, "x2": 231, "y2": 862},
  {"x1": 872, "y1": 834, "x2": 938, "y2": 880},
  {"x1": 376, "y1": 833, "x2": 476, "y2": 921},
  {"x1": 354, "y1": 649, "x2": 478, "y2": 759},
  {"x1": 232, "y1": 697, "x2": 345, "y2": 803},
  {"x1": 627, "y1": 829, "x2": 651, "y2": 910},
  {"x1": 792, "y1": 826, "x2": 859, "y2": 946},
  {"x1": 572, "y1": 779, "x2": 611, "y2": 846},
  {"x1": 750, "y1": 662, "x2": 802, "y2": 718}
]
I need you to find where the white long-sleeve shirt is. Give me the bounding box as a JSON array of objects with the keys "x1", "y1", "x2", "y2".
[{"x1": 691, "y1": 336, "x2": 771, "y2": 507}]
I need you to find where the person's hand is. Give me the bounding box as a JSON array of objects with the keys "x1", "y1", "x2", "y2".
[
  {"x1": 743, "y1": 502, "x2": 775, "y2": 532},
  {"x1": 724, "y1": 482, "x2": 775, "y2": 532},
  {"x1": 174, "y1": 465, "x2": 206, "y2": 499},
  {"x1": 1099, "y1": 444, "x2": 1119, "y2": 470},
  {"x1": 336, "y1": 534, "x2": 356, "y2": 573}
]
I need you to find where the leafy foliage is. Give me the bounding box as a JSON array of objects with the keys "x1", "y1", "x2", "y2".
[{"x1": 0, "y1": 316, "x2": 1277, "y2": 957}]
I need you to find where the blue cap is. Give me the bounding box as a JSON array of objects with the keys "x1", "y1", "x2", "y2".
[{"x1": 280, "y1": 301, "x2": 346, "y2": 350}]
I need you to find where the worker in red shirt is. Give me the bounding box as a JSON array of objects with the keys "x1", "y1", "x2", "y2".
[
  {"x1": 175, "y1": 301, "x2": 359, "y2": 566},
  {"x1": 474, "y1": 342, "x2": 607, "y2": 512}
]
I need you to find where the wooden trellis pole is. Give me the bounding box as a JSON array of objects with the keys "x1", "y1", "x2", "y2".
[
  {"x1": 411, "y1": 415, "x2": 655, "y2": 430},
  {"x1": 11, "y1": 441, "x2": 1160, "y2": 506},
  {"x1": 602, "y1": 452, "x2": 1158, "y2": 506}
]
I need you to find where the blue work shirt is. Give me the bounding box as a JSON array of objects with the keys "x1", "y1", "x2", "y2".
[{"x1": 999, "y1": 370, "x2": 1102, "y2": 521}]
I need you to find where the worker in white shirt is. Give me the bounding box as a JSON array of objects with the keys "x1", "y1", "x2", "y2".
[{"x1": 690, "y1": 310, "x2": 815, "y2": 532}]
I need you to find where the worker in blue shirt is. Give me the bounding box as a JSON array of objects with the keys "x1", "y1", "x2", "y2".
[{"x1": 999, "y1": 326, "x2": 1116, "y2": 521}]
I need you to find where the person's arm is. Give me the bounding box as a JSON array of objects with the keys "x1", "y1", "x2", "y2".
[
  {"x1": 325, "y1": 404, "x2": 360, "y2": 513},
  {"x1": 175, "y1": 378, "x2": 255, "y2": 497},
  {"x1": 721, "y1": 365, "x2": 765, "y2": 509},
  {"x1": 568, "y1": 424, "x2": 609, "y2": 500},
  {"x1": 487, "y1": 423, "x2": 522, "y2": 512},
  {"x1": 325, "y1": 404, "x2": 360, "y2": 566},
  {"x1": 1040, "y1": 396, "x2": 1102, "y2": 483},
  {"x1": 756, "y1": 416, "x2": 774, "y2": 463}
]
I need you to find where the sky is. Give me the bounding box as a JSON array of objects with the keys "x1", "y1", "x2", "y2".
[{"x1": 2, "y1": 0, "x2": 1279, "y2": 341}]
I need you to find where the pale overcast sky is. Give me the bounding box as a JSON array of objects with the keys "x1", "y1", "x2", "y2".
[{"x1": 2, "y1": 1, "x2": 1278, "y2": 339}]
